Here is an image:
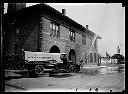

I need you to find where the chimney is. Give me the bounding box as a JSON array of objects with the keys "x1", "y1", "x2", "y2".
[
  {"x1": 86, "y1": 25, "x2": 88, "y2": 30},
  {"x1": 62, "y1": 9, "x2": 66, "y2": 15}
]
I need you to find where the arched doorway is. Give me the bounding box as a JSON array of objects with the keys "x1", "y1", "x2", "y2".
[
  {"x1": 49, "y1": 45, "x2": 60, "y2": 53},
  {"x1": 69, "y1": 49, "x2": 76, "y2": 64}
]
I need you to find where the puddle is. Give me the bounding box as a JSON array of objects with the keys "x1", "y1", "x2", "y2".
[
  {"x1": 98, "y1": 66, "x2": 125, "y2": 74},
  {"x1": 49, "y1": 73, "x2": 73, "y2": 78},
  {"x1": 81, "y1": 65, "x2": 125, "y2": 76}
]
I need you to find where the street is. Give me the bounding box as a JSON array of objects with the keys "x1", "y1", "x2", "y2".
[{"x1": 5, "y1": 63, "x2": 125, "y2": 92}]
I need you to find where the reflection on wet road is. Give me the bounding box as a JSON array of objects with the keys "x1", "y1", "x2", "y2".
[{"x1": 98, "y1": 65, "x2": 125, "y2": 74}]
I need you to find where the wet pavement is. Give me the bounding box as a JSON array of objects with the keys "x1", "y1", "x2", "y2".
[
  {"x1": 98, "y1": 65, "x2": 125, "y2": 74},
  {"x1": 5, "y1": 63, "x2": 125, "y2": 92}
]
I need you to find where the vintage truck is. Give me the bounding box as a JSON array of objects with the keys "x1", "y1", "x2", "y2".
[{"x1": 24, "y1": 51, "x2": 81, "y2": 77}]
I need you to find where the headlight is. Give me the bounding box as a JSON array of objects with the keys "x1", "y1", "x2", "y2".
[{"x1": 25, "y1": 60, "x2": 28, "y2": 63}]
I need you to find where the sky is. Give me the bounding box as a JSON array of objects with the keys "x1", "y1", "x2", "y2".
[{"x1": 4, "y1": 3, "x2": 125, "y2": 56}]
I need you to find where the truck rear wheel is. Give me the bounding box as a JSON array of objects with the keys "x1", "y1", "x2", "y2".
[
  {"x1": 69, "y1": 65, "x2": 77, "y2": 72},
  {"x1": 35, "y1": 65, "x2": 44, "y2": 75}
]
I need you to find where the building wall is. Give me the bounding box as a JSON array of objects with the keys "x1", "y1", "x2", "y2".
[
  {"x1": 3, "y1": 10, "x2": 99, "y2": 65},
  {"x1": 39, "y1": 16, "x2": 99, "y2": 64},
  {"x1": 60, "y1": 25, "x2": 70, "y2": 40},
  {"x1": 75, "y1": 32, "x2": 82, "y2": 44},
  {"x1": 88, "y1": 37, "x2": 98, "y2": 63}
]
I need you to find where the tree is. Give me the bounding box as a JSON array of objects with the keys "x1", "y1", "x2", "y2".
[{"x1": 112, "y1": 54, "x2": 124, "y2": 64}]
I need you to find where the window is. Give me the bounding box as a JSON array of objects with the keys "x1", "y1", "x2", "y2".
[
  {"x1": 94, "y1": 41, "x2": 97, "y2": 48},
  {"x1": 69, "y1": 29, "x2": 75, "y2": 42},
  {"x1": 50, "y1": 21, "x2": 60, "y2": 38},
  {"x1": 90, "y1": 53, "x2": 93, "y2": 62},
  {"x1": 56, "y1": 25, "x2": 59, "y2": 38},
  {"x1": 16, "y1": 28, "x2": 19, "y2": 34},
  {"x1": 90, "y1": 38, "x2": 92, "y2": 47},
  {"x1": 94, "y1": 53, "x2": 97, "y2": 62},
  {"x1": 53, "y1": 23, "x2": 56, "y2": 36},
  {"x1": 82, "y1": 34, "x2": 86, "y2": 45}
]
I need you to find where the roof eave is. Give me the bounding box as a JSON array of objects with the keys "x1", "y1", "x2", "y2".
[{"x1": 97, "y1": 36, "x2": 102, "y2": 39}]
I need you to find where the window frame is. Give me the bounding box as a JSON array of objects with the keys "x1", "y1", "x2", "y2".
[
  {"x1": 90, "y1": 53, "x2": 93, "y2": 63},
  {"x1": 94, "y1": 40, "x2": 97, "y2": 49},
  {"x1": 69, "y1": 29, "x2": 75, "y2": 42},
  {"x1": 94, "y1": 53, "x2": 97, "y2": 62},
  {"x1": 50, "y1": 21, "x2": 60, "y2": 38}
]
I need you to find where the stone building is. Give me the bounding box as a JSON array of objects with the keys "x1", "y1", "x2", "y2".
[{"x1": 3, "y1": 3, "x2": 101, "y2": 64}]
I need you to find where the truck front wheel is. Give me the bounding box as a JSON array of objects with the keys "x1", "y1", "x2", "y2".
[{"x1": 35, "y1": 65, "x2": 44, "y2": 75}]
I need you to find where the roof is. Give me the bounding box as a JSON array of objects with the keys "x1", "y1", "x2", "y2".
[
  {"x1": 4, "y1": 3, "x2": 101, "y2": 39},
  {"x1": 87, "y1": 29, "x2": 102, "y2": 39}
]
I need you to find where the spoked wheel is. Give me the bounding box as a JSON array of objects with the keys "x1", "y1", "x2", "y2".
[
  {"x1": 80, "y1": 65, "x2": 83, "y2": 70},
  {"x1": 35, "y1": 65, "x2": 44, "y2": 75},
  {"x1": 79, "y1": 65, "x2": 83, "y2": 73},
  {"x1": 69, "y1": 65, "x2": 77, "y2": 72}
]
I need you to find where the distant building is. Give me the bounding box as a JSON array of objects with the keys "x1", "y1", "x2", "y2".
[{"x1": 3, "y1": 3, "x2": 101, "y2": 64}]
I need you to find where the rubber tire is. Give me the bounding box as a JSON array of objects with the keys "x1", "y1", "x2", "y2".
[
  {"x1": 27, "y1": 65, "x2": 37, "y2": 78},
  {"x1": 69, "y1": 65, "x2": 77, "y2": 72},
  {"x1": 28, "y1": 70, "x2": 37, "y2": 78},
  {"x1": 35, "y1": 65, "x2": 44, "y2": 75}
]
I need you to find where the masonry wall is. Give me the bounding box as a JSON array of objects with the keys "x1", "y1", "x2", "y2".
[
  {"x1": 3, "y1": 12, "x2": 99, "y2": 64},
  {"x1": 87, "y1": 35, "x2": 98, "y2": 63},
  {"x1": 39, "y1": 16, "x2": 99, "y2": 64}
]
